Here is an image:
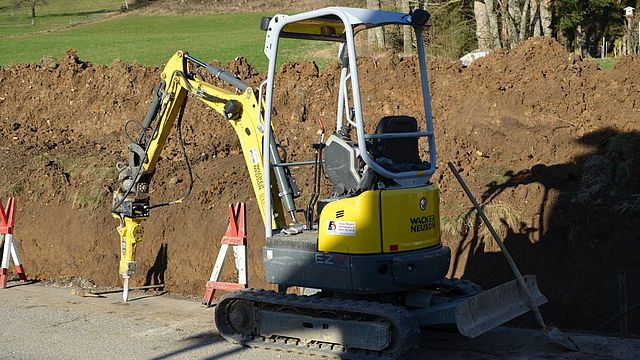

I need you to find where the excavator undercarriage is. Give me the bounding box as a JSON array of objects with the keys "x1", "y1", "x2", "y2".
[
  {"x1": 216, "y1": 289, "x2": 420, "y2": 359},
  {"x1": 215, "y1": 278, "x2": 546, "y2": 358}
]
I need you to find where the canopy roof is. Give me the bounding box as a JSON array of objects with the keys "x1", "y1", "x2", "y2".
[{"x1": 262, "y1": 7, "x2": 429, "y2": 42}]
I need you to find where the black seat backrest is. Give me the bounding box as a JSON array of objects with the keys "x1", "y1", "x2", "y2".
[{"x1": 374, "y1": 116, "x2": 420, "y2": 164}]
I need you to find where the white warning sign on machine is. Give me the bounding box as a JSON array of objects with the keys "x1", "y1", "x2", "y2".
[
  {"x1": 326, "y1": 220, "x2": 356, "y2": 236},
  {"x1": 249, "y1": 147, "x2": 260, "y2": 165}
]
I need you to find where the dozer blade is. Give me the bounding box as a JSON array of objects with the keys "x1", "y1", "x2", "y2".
[{"x1": 455, "y1": 275, "x2": 547, "y2": 338}]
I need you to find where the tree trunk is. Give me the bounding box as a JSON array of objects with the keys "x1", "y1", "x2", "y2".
[
  {"x1": 530, "y1": 0, "x2": 542, "y2": 37},
  {"x1": 518, "y1": 0, "x2": 531, "y2": 42},
  {"x1": 402, "y1": 0, "x2": 412, "y2": 53},
  {"x1": 484, "y1": 0, "x2": 502, "y2": 48},
  {"x1": 366, "y1": 0, "x2": 385, "y2": 47},
  {"x1": 539, "y1": 0, "x2": 552, "y2": 36},
  {"x1": 474, "y1": 1, "x2": 493, "y2": 50},
  {"x1": 406, "y1": 0, "x2": 425, "y2": 53},
  {"x1": 507, "y1": 0, "x2": 520, "y2": 48},
  {"x1": 576, "y1": 25, "x2": 584, "y2": 56},
  {"x1": 500, "y1": 0, "x2": 510, "y2": 48},
  {"x1": 30, "y1": 0, "x2": 36, "y2": 18}
]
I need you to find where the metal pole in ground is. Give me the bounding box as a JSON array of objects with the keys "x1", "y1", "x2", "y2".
[{"x1": 618, "y1": 270, "x2": 629, "y2": 333}]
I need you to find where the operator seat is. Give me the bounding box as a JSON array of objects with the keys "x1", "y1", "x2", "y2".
[
  {"x1": 356, "y1": 116, "x2": 427, "y2": 192},
  {"x1": 372, "y1": 115, "x2": 420, "y2": 164}
]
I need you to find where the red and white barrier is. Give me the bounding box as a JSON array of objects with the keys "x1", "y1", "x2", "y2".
[
  {"x1": 0, "y1": 197, "x2": 27, "y2": 288},
  {"x1": 202, "y1": 203, "x2": 247, "y2": 307}
]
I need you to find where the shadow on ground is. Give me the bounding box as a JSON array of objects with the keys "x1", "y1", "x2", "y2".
[{"x1": 150, "y1": 332, "x2": 247, "y2": 360}]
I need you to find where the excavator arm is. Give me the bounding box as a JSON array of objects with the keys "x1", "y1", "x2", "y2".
[{"x1": 111, "y1": 51, "x2": 295, "y2": 301}]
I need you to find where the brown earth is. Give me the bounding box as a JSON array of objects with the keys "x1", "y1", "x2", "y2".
[
  {"x1": 138, "y1": 0, "x2": 362, "y2": 15},
  {"x1": 1, "y1": 37, "x2": 639, "y2": 335}
]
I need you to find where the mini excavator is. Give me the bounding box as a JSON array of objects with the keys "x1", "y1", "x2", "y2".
[{"x1": 112, "y1": 7, "x2": 547, "y2": 359}]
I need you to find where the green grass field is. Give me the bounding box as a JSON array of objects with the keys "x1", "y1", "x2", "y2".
[
  {"x1": 594, "y1": 58, "x2": 618, "y2": 70},
  {"x1": 0, "y1": 1, "x2": 334, "y2": 71},
  {"x1": 0, "y1": 0, "x2": 122, "y2": 36}
]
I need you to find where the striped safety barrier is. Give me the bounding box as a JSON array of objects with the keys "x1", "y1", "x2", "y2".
[
  {"x1": 202, "y1": 202, "x2": 247, "y2": 307},
  {"x1": 0, "y1": 197, "x2": 27, "y2": 288}
]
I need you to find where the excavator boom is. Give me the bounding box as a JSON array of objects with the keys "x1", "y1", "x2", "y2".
[{"x1": 111, "y1": 50, "x2": 295, "y2": 300}]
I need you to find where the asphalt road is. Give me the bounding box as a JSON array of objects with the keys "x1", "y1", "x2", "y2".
[{"x1": 1, "y1": 282, "x2": 639, "y2": 360}]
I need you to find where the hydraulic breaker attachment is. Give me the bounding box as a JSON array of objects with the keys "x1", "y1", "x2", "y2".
[
  {"x1": 114, "y1": 215, "x2": 145, "y2": 302},
  {"x1": 413, "y1": 275, "x2": 547, "y2": 338}
]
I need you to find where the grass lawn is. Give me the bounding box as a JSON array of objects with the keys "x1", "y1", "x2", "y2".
[
  {"x1": 0, "y1": 0, "x2": 123, "y2": 36},
  {"x1": 0, "y1": 2, "x2": 336, "y2": 71},
  {"x1": 593, "y1": 58, "x2": 618, "y2": 70}
]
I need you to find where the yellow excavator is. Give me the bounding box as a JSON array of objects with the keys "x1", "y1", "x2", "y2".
[{"x1": 112, "y1": 7, "x2": 549, "y2": 359}]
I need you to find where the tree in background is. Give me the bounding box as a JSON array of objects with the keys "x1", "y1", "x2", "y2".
[
  {"x1": 427, "y1": 1, "x2": 477, "y2": 57},
  {"x1": 367, "y1": 0, "x2": 386, "y2": 47},
  {"x1": 367, "y1": 0, "x2": 638, "y2": 57},
  {"x1": 366, "y1": 1, "x2": 476, "y2": 57},
  {"x1": 621, "y1": 3, "x2": 639, "y2": 54},
  {"x1": 12, "y1": 0, "x2": 46, "y2": 18},
  {"x1": 401, "y1": 0, "x2": 424, "y2": 54},
  {"x1": 552, "y1": 0, "x2": 632, "y2": 56},
  {"x1": 472, "y1": 0, "x2": 553, "y2": 50},
  {"x1": 531, "y1": 0, "x2": 553, "y2": 37}
]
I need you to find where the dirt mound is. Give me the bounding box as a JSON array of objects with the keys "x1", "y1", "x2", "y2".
[
  {"x1": 140, "y1": 0, "x2": 357, "y2": 15},
  {"x1": 1, "y1": 38, "x2": 639, "y2": 334}
]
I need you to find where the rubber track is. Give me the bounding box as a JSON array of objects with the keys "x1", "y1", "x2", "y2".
[{"x1": 215, "y1": 289, "x2": 420, "y2": 360}]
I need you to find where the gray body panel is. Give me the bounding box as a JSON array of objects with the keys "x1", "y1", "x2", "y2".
[{"x1": 263, "y1": 232, "x2": 450, "y2": 293}]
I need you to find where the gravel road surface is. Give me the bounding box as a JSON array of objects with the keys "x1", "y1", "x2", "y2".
[{"x1": 1, "y1": 282, "x2": 639, "y2": 359}]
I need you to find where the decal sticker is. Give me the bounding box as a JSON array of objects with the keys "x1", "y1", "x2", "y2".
[
  {"x1": 326, "y1": 220, "x2": 356, "y2": 236},
  {"x1": 410, "y1": 215, "x2": 436, "y2": 233},
  {"x1": 249, "y1": 147, "x2": 264, "y2": 190},
  {"x1": 419, "y1": 197, "x2": 427, "y2": 211},
  {"x1": 314, "y1": 253, "x2": 349, "y2": 267},
  {"x1": 249, "y1": 147, "x2": 260, "y2": 165},
  {"x1": 253, "y1": 164, "x2": 264, "y2": 190}
]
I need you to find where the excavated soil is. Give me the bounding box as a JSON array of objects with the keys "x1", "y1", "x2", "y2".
[
  {"x1": 139, "y1": 0, "x2": 361, "y2": 14},
  {"x1": 1, "y1": 37, "x2": 639, "y2": 334}
]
